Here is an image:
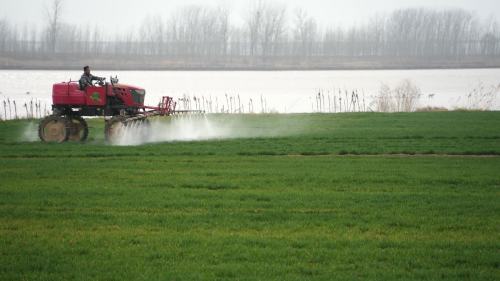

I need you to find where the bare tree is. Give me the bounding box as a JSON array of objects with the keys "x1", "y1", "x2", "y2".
[
  {"x1": 215, "y1": 6, "x2": 230, "y2": 57},
  {"x1": 140, "y1": 16, "x2": 164, "y2": 56},
  {"x1": 260, "y1": 3, "x2": 286, "y2": 58},
  {"x1": 0, "y1": 19, "x2": 10, "y2": 53},
  {"x1": 293, "y1": 8, "x2": 317, "y2": 57},
  {"x1": 45, "y1": 0, "x2": 63, "y2": 53},
  {"x1": 246, "y1": 1, "x2": 265, "y2": 57}
]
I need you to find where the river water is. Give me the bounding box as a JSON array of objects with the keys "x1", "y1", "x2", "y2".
[{"x1": 0, "y1": 68, "x2": 499, "y2": 115}]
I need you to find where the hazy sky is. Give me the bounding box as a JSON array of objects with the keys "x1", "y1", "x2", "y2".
[{"x1": 1, "y1": 0, "x2": 499, "y2": 33}]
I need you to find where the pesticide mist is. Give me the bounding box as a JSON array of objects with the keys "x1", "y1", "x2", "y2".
[
  {"x1": 112, "y1": 114, "x2": 304, "y2": 146},
  {"x1": 20, "y1": 122, "x2": 40, "y2": 142}
]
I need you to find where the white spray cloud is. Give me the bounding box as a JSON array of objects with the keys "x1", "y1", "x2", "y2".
[
  {"x1": 111, "y1": 115, "x2": 304, "y2": 146},
  {"x1": 20, "y1": 122, "x2": 39, "y2": 142}
]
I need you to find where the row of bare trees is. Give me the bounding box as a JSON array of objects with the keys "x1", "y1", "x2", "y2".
[{"x1": 0, "y1": 2, "x2": 499, "y2": 61}]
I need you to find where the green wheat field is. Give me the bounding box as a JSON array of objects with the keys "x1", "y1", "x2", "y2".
[{"x1": 0, "y1": 112, "x2": 499, "y2": 280}]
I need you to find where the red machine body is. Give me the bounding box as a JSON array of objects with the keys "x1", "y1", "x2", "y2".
[
  {"x1": 52, "y1": 82, "x2": 87, "y2": 105},
  {"x1": 39, "y1": 77, "x2": 188, "y2": 143},
  {"x1": 52, "y1": 82, "x2": 145, "y2": 108}
]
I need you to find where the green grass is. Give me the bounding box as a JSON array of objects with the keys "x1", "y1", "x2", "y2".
[
  {"x1": 2, "y1": 111, "x2": 500, "y2": 158},
  {"x1": 0, "y1": 112, "x2": 499, "y2": 280}
]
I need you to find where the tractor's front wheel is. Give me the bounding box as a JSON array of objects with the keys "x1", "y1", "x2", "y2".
[
  {"x1": 105, "y1": 116, "x2": 126, "y2": 144},
  {"x1": 68, "y1": 116, "x2": 89, "y2": 142},
  {"x1": 38, "y1": 115, "x2": 70, "y2": 143}
]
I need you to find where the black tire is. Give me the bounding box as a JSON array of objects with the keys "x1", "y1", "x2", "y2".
[
  {"x1": 38, "y1": 115, "x2": 70, "y2": 143},
  {"x1": 68, "y1": 116, "x2": 89, "y2": 142},
  {"x1": 104, "y1": 116, "x2": 126, "y2": 143}
]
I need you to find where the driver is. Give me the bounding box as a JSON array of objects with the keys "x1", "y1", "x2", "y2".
[{"x1": 79, "y1": 66, "x2": 105, "y2": 90}]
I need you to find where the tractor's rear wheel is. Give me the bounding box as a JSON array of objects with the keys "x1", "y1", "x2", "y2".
[
  {"x1": 68, "y1": 116, "x2": 89, "y2": 142},
  {"x1": 38, "y1": 115, "x2": 70, "y2": 143},
  {"x1": 105, "y1": 116, "x2": 126, "y2": 143}
]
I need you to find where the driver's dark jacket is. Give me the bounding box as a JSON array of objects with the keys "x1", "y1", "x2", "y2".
[{"x1": 79, "y1": 73, "x2": 104, "y2": 90}]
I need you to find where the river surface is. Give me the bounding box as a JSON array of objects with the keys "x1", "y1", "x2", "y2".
[{"x1": 0, "y1": 68, "x2": 499, "y2": 115}]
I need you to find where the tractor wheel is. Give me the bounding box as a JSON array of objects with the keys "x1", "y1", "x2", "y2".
[
  {"x1": 67, "y1": 116, "x2": 89, "y2": 142},
  {"x1": 38, "y1": 115, "x2": 70, "y2": 143},
  {"x1": 105, "y1": 116, "x2": 126, "y2": 143}
]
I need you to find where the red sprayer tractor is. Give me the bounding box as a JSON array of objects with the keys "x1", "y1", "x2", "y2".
[{"x1": 38, "y1": 76, "x2": 198, "y2": 143}]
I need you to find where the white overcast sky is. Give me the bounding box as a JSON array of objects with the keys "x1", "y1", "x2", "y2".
[{"x1": 1, "y1": 0, "x2": 499, "y2": 33}]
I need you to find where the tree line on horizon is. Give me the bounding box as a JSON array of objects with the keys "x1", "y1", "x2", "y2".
[{"x1": 0, "y1": 0, "x2": 499, "y2": 63}]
